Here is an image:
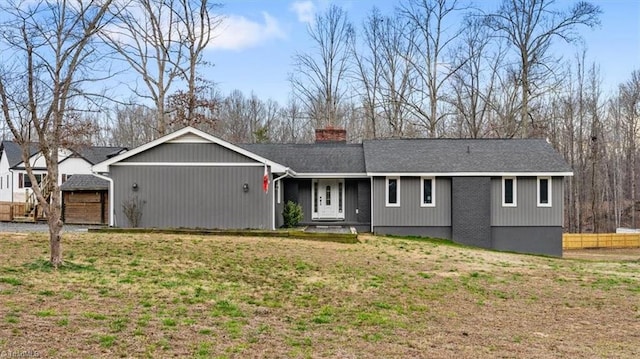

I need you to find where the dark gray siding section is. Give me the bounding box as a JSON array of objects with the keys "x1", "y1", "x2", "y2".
[
  {"x1": 374, "y1": 226, "x2": 451, "y2": 239},
  {"x1": 344, "y1": 180, "x2": 357, "y2": 222},
  {"x1": 122, "y1": 143, "x2": 255, "y2": 163},
  {"x1": 451, "y1": 177, "x2": 491, "y2": 248},
  {"x1": 491, "y1": 177, "x2": 564, "y2": 226},
  {"x1": 372, "y1": 177, "x2": 451, "y2": 226},
  {"x1": 282, "y1": 178, "x2": 370, "y2": 225},
  {"x1": 297, "y1": 180, "x2": 312, "y2": 222},
  {"x1": 356, "y1": 179, "x2": 371, "y2": 224},
  {"x1": 283, "y1": 179, "x2": 312, "y2": 223},
  {"x1": 492, "y1": 226, "x2": 563, "y2": 257},
  {"x1": 111, "y1": 166, "x2": 271, "y2": 229}
]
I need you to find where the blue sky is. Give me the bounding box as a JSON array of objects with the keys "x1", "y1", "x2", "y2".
[{"x1": 205, "y1": 0, "x2": 639, "y2": 104}]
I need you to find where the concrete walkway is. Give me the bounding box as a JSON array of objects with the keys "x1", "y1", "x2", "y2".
[{"x1": 304, "y1": 225, "x2": 356, "y2": 234}]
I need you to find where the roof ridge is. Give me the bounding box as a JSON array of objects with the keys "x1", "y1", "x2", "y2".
[{"x1": 364, "y1": 137, "x2": 546, "y2": 141}]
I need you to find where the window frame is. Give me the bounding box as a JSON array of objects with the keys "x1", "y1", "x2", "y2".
[
  {"x1": 385, "y1": 177, "x2": 400, "y2": 207},
  {"x1": 502, "y1": 177, "x2": 517, "y2": 207},
  {"x1": 537, "y1": 176, "x2": 552, "y2": 207},
  {"x1": 420, "y1": 176, "x2": 436, "y2": 207}
]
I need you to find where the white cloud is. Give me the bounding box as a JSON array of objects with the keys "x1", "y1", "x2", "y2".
[
  {"x1": 289, "y1": 1, "x2": 316, "y2": 24},
  {"x1": 209, "y1": 12, "x2": 286, "y2": 51}
]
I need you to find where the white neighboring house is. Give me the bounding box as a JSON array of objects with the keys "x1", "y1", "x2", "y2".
[{"x1": 0, "y1": 141, "x2": 126, "y2": 204}]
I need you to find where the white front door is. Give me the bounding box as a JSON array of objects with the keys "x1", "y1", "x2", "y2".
[{"x1": 313, "y1": 179, "x2": 345, "y2": 220}]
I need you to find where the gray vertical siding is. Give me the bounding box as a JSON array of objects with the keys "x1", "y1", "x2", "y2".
[
  {"x1": 372, "y1": 177, "x2": 451, "y2": 226},
  {"x1": 111, "y1": 166, "x2": 271, "y2": 229},
  {"x1": 491, "y1": 177, "x2": 564, "y2": 226},
  {"x1": 451, "y1": 177, "x2": 492, "y2": 248},
  {"x1": 492, "y1": 226, "x2": 562, "y2": 256},
  {"x1": 122, "y1": 143, "x2": 255, "y2": 163}
]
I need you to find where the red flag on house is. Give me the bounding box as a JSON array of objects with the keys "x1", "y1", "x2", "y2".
[{"x1": 263, "y1": 163, "x2": 269, "y2": 193}]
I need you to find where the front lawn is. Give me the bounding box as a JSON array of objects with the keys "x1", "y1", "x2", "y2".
[{"x1": 0, "y1": 232, "x2": 638, "y2": 358}]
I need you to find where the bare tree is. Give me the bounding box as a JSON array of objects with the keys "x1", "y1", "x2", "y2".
[
  {"x1": 290, "y1": 5, "x2": 354, "y2": 128},
  {"x1": 484, "y1": 0, "x2": 601, "y2": 137},
  {"x1": 450, "y1": 17, "x2": 502, "y2": 138},
  {"x1": 274, "y1": 96, "x2": 310, "y2": 143},
  {"x1": 108, "y1": 103, "x2": 158, "y2": 147},
  {"x1": 101, "y1": 0, "x2": 221, "y2": 135},
  {"x1": 399, "y1": 0, "x2": 467, "y2": 137},
  {"x1": 353, "y1": 8, "x2": 417, "y2": 138},
  {"x1": 0, "y1": 0, "x2": 114, "y2": 267},
  {"x1": 170, "y1": 0, "x2": 221, "y2": 126},
  {"x1": 351, "y1": 8, "x2": 384, "y2": 138}
]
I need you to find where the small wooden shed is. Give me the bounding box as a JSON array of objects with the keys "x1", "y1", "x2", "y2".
[{"x1": 60, "y1": 175, "x2": 109, "y2": 225}]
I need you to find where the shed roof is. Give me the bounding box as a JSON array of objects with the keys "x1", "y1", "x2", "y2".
[
  {"x1": 362, "y1": 138, "x2": 572, "y2": 174},
  {"x1": 60, "y1": 174, "x2": 109, "y2": 191}
]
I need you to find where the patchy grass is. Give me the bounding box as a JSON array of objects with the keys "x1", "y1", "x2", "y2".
[{"x1": 0, "y1": 232, "x2": 639, "y2": 358}]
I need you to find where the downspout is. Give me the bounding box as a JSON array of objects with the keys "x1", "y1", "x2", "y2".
[
  {"x1": 93, "y1": 172, "x2": 115, "y2": 227},
  {"x1": 9, "y1": 168, "x2": 13, "y2": 202},
  {"x1": 272, "y1": 169, "x2": 291, "y2": 230},
  {"x1": 370, "y1": 176, "x2": 374, "y2": 233}
]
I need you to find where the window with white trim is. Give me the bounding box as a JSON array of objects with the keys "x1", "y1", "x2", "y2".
[
  {"x1": 421, "y1": 177, "x2": 435, "y2": 207},
  {"x1": 386, "y1": 177, "x2": 400, "y2": 207},
  {"x1": 502, "y1": 177, "x2": 517, "y2": 207},
  {"x1": 537, "y1": 177, "x2": 552, "y2": 207}
]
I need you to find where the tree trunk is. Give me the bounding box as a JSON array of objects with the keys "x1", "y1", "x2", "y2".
[{"x1": 49, "y1": 222, "x2": 63, "y2": 268}]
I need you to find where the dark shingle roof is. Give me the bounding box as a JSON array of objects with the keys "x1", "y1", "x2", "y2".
[
  {"x1": 363, "y1": 138, "x2": 572, "y2": 173},
  {"x1": 2, "y1": 141, "x2": 126, "y2": 167},
  {"x1": 76, "y1": 146, "x2": 127, "y2": 164},
  {"x1": 240, "y1": 143, "x2": 366, "y2": 173},
  {"x1": 60, "y1": 174, "x2": 109, "y2": 191},
  {"x1": 1, "y1": 141, "x2": 40, "y2": 168}
]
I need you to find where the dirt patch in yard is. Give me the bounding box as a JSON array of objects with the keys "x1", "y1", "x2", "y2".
[{"x1": 0, "y1": 232, "x2": 639, "y2": 358}]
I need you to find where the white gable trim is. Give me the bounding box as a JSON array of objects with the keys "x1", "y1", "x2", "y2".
[
  {"x1": 92, "y1": 126, "x2": 287, "y2": 173},
  {"x1": 113, "y1": 162, "x2": 264, "y2": 167}
]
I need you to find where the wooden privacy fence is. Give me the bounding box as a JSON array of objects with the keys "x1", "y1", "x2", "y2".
[
  {"x1": 0, "y1": 202, "x2": 25, "y2": 221},
  {"x1": 563, "y1": 233, "x2": 640, "y2": 249}
]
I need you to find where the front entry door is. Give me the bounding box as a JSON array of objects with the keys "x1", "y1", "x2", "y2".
[{"x1": 314, "y1": 179, "x2": 344, "y2": 220}]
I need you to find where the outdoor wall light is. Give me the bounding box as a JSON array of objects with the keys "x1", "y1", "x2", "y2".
[
  {"x1": 132, "y1": 182, "x2": 139, "y2": 191},
  {"x1": 243, "y1": 183, "x2": 249, "y2": 192}
]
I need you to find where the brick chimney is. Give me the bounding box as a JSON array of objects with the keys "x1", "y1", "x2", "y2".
[{"x1": 315, "y1": 127, "x2": 347, "y2": 143}]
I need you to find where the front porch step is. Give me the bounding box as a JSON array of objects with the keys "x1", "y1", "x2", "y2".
[{"x1": 13, "y1": 216, "x2": 36, "y2": 223}]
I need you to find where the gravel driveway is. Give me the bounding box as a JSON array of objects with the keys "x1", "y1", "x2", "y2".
[{"x1": 0, "y1": 222, "x2": 94, "y2": 233}]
